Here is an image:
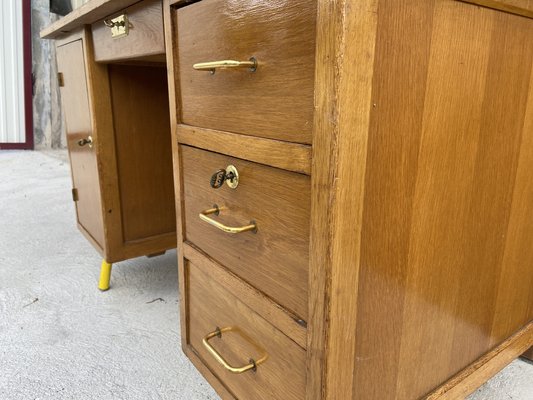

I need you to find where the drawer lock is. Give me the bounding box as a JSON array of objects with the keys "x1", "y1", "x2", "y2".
[
  {"x1": 203, "y1": 326, "x2": 268, "y2": 374},
  {"x1": 77, "y1": 136, "x2": 93, "y2": 148},
  {"x1": 210, "y1": 165, "x2": 239, "y2": 189},
  {"x1": 103, "y1": 14, "x2": 129, "y2": 38},
  {"x1": 199, "y1": 205, "x2": 257, "y2": 234}
]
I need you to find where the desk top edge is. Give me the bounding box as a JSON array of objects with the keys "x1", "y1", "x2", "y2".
[{"x1": 40, "y1": 0, "x2": 144, "y2": 39}]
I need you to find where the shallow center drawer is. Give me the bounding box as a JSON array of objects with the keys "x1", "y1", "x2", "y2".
[
  {"x1": 187, "y1": 259, "x2": 306, "y2": 400},
  {"x1": 181, "y1": 146, "x2": 310, "y2": 320},
  {"x1": 92, "y1": 0, "x2": 165, "y2": 63},
  {"x1": 176, "y1": 0, "x2": 317, "y2": 144}
]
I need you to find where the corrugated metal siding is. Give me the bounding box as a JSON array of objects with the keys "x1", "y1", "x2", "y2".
[{"x1": 0, "y1": 0, "x2": 25, "y2": 143}]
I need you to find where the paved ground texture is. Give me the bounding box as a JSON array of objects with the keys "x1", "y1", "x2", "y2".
[{"x1": 0, "y1": 150, "x2": 532, "y2": 400}]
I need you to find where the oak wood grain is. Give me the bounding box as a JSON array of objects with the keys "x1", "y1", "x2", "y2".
[
  {"x1": 187, "y1": 259, "x2": 306, "y2": 400},
  {"x1": 54, "y1": 26, "x2": 176, "y2": 264},
  {"x1": 181, "y1": 145, "x2": 310, "y2": 320},
  {"x1": 352, "y1": 2, "x2": 533, "y2": 399},
  {"x1": 163, "y1": 0, "x2": 533, "y2": 398},
  {"x1": 458, "y1": 0, "x2": 533, "y2": 18},
  {"x1": 522, "y1": 347, "x2": 533, "y2": 361},
  {"x1": 56, "y1": 38, "x2": 105, "y2": 250},
  {"x1": 489, "y1": 38, "x2": 533, "y2": 346},
  {"x1": 352, "y1": 1, "x2": 436, "y2": 397},
  {"x1": 77, "y1": 26, "x2": 120, "y2": 261},
  {"x1": 107, "y1": 64, "x2": 176, "y2": 243},
  {"x1": 92, "y1": 0, "x2": 165, "y2": 63},
  {"x1": 307, "y1": 0, "x2": 379, "y2": 399},
  {"x1": 177, "y1": 125, "x2": 312, "y2": 175},
  {"x1": 183, "y1": 242, "x2": 307, "y2": 349},
  {"x1": 175, "y1": 0, "x2": 317, "y2": 144},
  {"x1": 426, "y1": 322, "x2": 533, "y2": 399}
]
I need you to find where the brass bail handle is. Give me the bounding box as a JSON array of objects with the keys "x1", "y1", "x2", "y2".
[
  {"x1": 104, "y1": 18, "x2": 125, "y2": 28},
  {"x1": 193, "y1": 57, "x2": 258, "y2": 74},
  {"x1": 199, "y1": 205, "x2": 257, "y2": 234},
  {"x1": 202, "y1": 326, "x2": 268, "y2": 374},
  {"x1": 77, "y1": 136, "x2": 93, "y2": 148}
]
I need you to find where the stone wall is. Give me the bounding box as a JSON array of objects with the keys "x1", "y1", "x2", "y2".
[{"x1": 31, "y1": 0, "x2": 65, "y2": 149}]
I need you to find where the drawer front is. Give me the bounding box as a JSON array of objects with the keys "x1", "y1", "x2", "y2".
[
  {"x1": 177, "y1": 0, "x2": 317, "y2": 144},
  {"x1": 92, "y1": 0, "x2": 165, "y2": 63},
  {"x1": 182, "y1": 146, "x2": 310, "y2": 320},
  {"x1": 187, "y1": 259, "x2": 306, "y2": 400}
]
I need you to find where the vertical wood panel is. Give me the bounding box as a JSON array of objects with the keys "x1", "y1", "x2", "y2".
[
  {"x1": 56, "y1": 39, "x2": 105, "y2": 249},
  {"x1": 396, "y1": 3, "x2": 494, "y2": 397},
  {"x1": 108, "y1": 65, "x2": 176, "y2": 243},
  {"x1": 0, "y1": 0, "x2": 25, "y2": 143},
  {"x1": 308, "y1": 0, "x2": 379, "y2": 398},
  {"x1": 353, "y1": 1, "x2": 436, "y2": 398},
  {"x1": 490, "y1": 46, "x2": 533, "y2": 345},
  {"x1": 450, "y1": 9, "x2": 533, "y2": 368},
  {"x1": 352, "y1": 1, "x2": 533, "y2": 398}
]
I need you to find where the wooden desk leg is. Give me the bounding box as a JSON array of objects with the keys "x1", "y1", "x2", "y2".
[
  {"x1": 98, "y1": 260, "x2": 112, "y2": 291},
  {"x1": 522, "y1": 347, "x2": 533, "y2": 362}
]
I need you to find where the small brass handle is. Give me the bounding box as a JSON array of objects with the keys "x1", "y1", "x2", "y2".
[
  {"x1": 77, "y1": 136, "x2": 93, "y2": 148},
  {"x1": 103, "y1": 19, "x2": 125, "y2": 28},
  {"x1": 103, "y1": 15, "x2": 129, "y2": 38},
  {"x1": 193, "y1": 57, "x2": 257, "y2": 74},
  {"x1": 202, "y1": 327, "x2": 268, "y2": 374},
  {"x1": 199, "y1": 205, "x2": 257, "y2": 234}
]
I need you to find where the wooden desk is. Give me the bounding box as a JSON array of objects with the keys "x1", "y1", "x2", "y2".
[
  {"x1": 42, "y1": 0, "x2": 176, "y2": 290},
  {"x1": 43, "y1": 0, "x2": 533, "y2": 398}
]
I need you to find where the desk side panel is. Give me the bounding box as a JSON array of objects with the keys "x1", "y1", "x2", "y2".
[{"x1": 353, "y1": 1, "x2": 533, "y2": 399}]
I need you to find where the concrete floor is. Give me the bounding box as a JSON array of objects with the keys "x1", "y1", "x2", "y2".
[{"x1": 0, "y1": 150, "x2": 531, "y2": 400}]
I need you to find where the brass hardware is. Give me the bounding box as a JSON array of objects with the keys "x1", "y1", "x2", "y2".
[
  {"x1": 202, "y1": 326, "x2": 268, "y2": 374},
  {"x1": 103, "y1": 14, "x2": 129, "y2": 38},
  {"x1": 77, "y1": 136, "x2": 93, "y2": 148},
  {"x1": 225, "y1": 165, "x2": 239, "y2": 189},
  {"x1": 58, "y1": 72, "x2": 64, "y2": 87},
  {"x1": 199, "y1": 205, "x2": 257, "y2": 234},
  {"x1": 210, "y1": 165, "x2": 239, "y2": 189},
  {"x1": 71, "y1": 188, "x2": 79, "y2": 202},
  {"x1": 193, "y1": 57, "x2": 258, "y2": 74}
]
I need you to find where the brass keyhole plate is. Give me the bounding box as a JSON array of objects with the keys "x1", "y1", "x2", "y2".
[{"x1": 226, "y1": 165, "x2": 239, "y2": 189}]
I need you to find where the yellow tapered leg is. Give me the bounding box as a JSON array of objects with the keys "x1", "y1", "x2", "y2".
[{"x1": 98, "y1": 260, "x2": 112, "y2": 291}]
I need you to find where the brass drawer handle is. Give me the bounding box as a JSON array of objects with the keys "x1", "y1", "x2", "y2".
[
  {"x1": 203, "y1": 326, "x2": 268, "y2": 374},
  {"x1": 103, "y1": 14, "x2": 129, "y2": 38},
  {"x1": 103, "y1": 19, "x2": 125, "y2": 28},
  {"x1": 193, "y1": 57, "x2": 257, "y2": 74},
  {"x1": 199, "y1": 205, "x2": 257, "y2": 234},
  {"x1": 77, "y1": 136, "x2": 93, "y2": 148}
]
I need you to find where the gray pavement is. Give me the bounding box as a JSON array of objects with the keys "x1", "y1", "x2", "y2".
[{"x1": 0, "y1": 150, "x2": 531, "y2": 400}]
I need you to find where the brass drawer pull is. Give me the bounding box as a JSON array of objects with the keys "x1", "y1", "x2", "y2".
[
  {"x1": 77, "y1": 136, "x2": 93, "y2": 148},
  {"x1": 203, "y1": 326, "x2": 268, "y2": 374},
  {"x1": 199, "y1": 205, "x2": 257, "y2": 234},
  {"x1": 103, "y1": 14, "x2": 129, "y2": 38},
  {"x1": 193, "y1": 57, "x2": 258, "y2": 74}
]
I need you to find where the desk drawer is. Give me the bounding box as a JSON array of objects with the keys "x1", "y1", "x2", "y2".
[
  {"x1": 92, "y1": 0, "x2": 165, "y2": 63},
  {"x1": 181, "y1": 146, "x2": 310, "y2": 320},
  {"x1": 176, "y1": 0, "x2": 317, "y2": 144},
  {"x1": 187, "y1": 259, "x2": 306, "y2": 400}
]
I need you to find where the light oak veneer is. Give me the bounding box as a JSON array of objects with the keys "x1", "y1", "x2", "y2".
[{"x1": 43, "y1": 0, "x2": 533, "y2": 398}]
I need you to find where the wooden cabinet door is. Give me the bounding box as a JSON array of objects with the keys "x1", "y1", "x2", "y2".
[{"x1": 56, "y1": 40, "x2": 105, "y2": 249}]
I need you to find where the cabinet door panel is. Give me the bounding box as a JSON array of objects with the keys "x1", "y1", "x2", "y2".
[{"x1": 56, "y1": 40, "x2": 105, "y2": 249}]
